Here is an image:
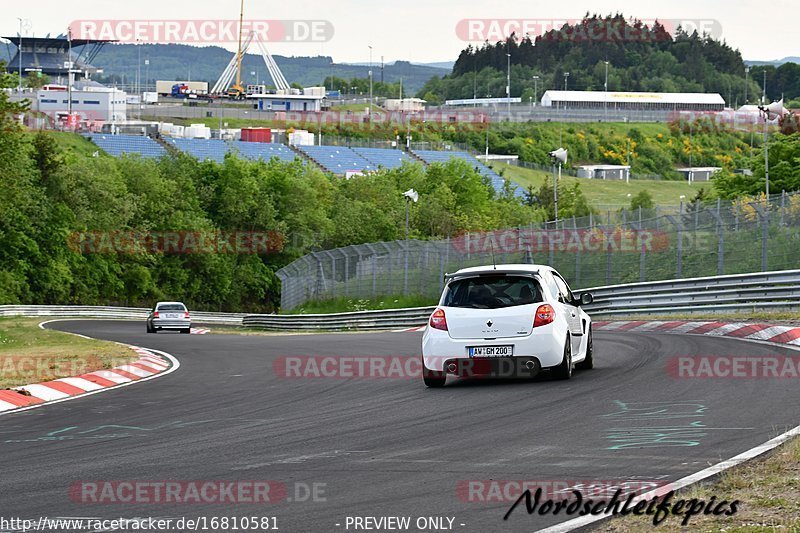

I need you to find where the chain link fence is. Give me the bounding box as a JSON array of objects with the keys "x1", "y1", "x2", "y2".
[{"x1": 278, "y1": 191, "x2": 800, "y2": 310}]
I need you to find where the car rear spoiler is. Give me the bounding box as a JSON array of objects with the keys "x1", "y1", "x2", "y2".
[{"x1": 443, "y1": 269, "x2": 540, "y2": 283}]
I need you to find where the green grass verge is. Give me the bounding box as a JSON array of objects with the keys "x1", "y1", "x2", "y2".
[
  {"x1": 0, "y1": 318, "x2": 137, "y2": 389},
  {"x1": 282, "y1": 294, "x2": 436, "y2": 315},
  {"x1": 596, "y1": 436, "x2": 800, "y2": 531},
  {"x1": 492, "y1": 163, "x2": 708, "y2": 208}
]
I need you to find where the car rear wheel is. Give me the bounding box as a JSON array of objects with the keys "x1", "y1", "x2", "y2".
[
  {"x1": 422, "y1": 363, "x2": 446, "y2": 388},
  {"x1": 146, "y1": 323, "x2": 154, "y2": 333},
  {"x1": 181, "y1": 328, "x2": 191, "y2": 334},
  {"x1": 551, "y1": 336, "x2": 573, "y2": 380},
  {"x1": 575, "y1": 328, "x2": 594, "y2": 370}
]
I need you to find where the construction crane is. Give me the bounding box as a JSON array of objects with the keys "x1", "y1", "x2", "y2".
[
  {"x1": 211, "y1": 32, "x2": 292, "y2": 97},
  {"x1": 226, "y1": 0, "x2": 246, "y2": 99}
]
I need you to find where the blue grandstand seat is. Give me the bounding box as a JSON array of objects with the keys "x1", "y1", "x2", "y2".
[
  {"x1": 166, "y1": 138, "x2": 298, "y2": 164},
  {"x1": 295, "y1": 145, "x2": 376, "y2": 174},
  {"x1": 412, "y1": 150, "x2": 524, "y2": 198},
  {"x1": 352, "y1": 147, "x2": 413, "y2": 169},
  {"x1": 85, "y1": 134, "x2": 166, "y2": 159}
]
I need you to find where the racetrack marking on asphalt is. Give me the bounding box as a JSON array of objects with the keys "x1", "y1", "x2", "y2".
[
  {"x1": 537, "y1": 322, "x2": 800, "y2": 532},
  {"x1": 0, "y1": 320, "x2": 180, "y2": 418}
]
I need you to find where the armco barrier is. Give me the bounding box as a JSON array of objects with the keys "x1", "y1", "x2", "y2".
[
  {"x1": 0, "y1": 306, "x2": 245, "y2": 324},
  {"x1": 242, "y1": 306, "x2": 437, "y2": 331},
  {"x1": 244, "y1": 269, "x2": 800, "y2": 331},
  {"x1": 4, "y1": 269, "x2": 799, "y2": 332}
]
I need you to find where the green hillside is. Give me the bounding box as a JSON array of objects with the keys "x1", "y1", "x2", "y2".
[
  {"x1": 86, "y1": 44, "x2": 445, "y2": 93},
  {"x1": 492, "y1": 164, "x2": 707, "y2": 208}
]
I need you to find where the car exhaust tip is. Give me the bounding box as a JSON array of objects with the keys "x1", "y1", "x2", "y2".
[
  {"x1": 447, "y1": 363, "x2": 457, "y2": 373},
  {"x1": 525, "y1": 360, "x2": 536, "y2": 370}
]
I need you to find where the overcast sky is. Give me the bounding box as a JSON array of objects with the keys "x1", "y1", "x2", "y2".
[{"x1": 3, "y1": 0, "x2": 797, "y2": 64}]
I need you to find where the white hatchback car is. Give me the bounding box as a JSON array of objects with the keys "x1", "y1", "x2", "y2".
[{"x1": 421, "y1": 264, "x2": 594, "y2": 387}]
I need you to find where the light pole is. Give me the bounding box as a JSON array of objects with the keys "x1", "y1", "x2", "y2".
[
  {"x1": 549, "y1": 148, "x2": 567, "y2": 224},
  {"x1": 506, "y1": 52, "x2": 511, "y2": 117},
  {"x1": 603, "y1": 61, "x2": 609, "y2": 120},
  {"x1": 402, "y1": 189, "x2": 419, "y2": 295},
  {"x1": 564, "y1": 71, "x2": 569, "y2": 91},
  {"x1": 485, "y1": 115, "x2": 489, "y2": 158},
  {"x1": 758, "y1": 98, "x2": 784, "y2": 204},
  {"x1": 532, "y1": 75, "x2": 540, "y2": 108},
  {"x1": 744, "y1": 66, "x2": 749, "y2": 105},
  {"x1": 688, "y1": 119, "x2": 693, "y2": 182},
  {"x1": 17, "y1": 18, "x2": 23, "y2": 93},
  {"x1": 368, "y1": 45, "x2": 373, "y2": 128}
]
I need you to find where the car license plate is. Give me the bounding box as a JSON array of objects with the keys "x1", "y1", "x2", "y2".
[
  {"x1": 165, "y1": 313, "x2": 180, "y2": 319},
  {"x1": 469, "y1": 345, "x2": 513, "y2": 357}
]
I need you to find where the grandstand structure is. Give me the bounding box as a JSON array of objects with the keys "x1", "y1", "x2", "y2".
[
  {"x1": 296, "y1": 145, "x2": 376, "y2": 174},
  {"x1": 83, "y1": 134, "x2": 522, "y2": 198},
  {"x1": 166, "y1": 138, "x2": 297, "y2": 164},
  {"x1": 412, "y1": 150, "x2": 522, "y2": 197},
  {"x1": 85, "y1": 134, "x2": 166, "y2": 158},
  {"x1": 5, "y1": 36, "x2": 111, "y2": 82},
  {"x1": 352, "y1": 147, "x2": 413, "y2": 169}
]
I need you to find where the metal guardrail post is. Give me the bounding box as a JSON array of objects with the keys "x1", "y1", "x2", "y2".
[
  {"x1": 752, "y1": 204, "x2": 769, "y2": 272},
  {"x1": 709, "y1": 199, "x2": 725, "y2": 276},
  {"x1": 664, "y1": 214, "x2": 683, "y2": 279}
]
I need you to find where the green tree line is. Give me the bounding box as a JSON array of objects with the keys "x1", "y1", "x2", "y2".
[{"x1": 417, "y1": 14, "x2": 771, "y2": 105}]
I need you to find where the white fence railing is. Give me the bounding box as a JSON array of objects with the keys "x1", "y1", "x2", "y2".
[
  {"x1": 0, "y1": 306, "x2": 245, "y2": 324},
  {"x1": 246, "y1": 269, "x2": 800, "y2": 331}
]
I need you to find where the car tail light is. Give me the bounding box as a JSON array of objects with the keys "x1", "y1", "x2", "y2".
[
  {"x1": 153, "y1": 311, "x2": 159, "y2": 318},
  {"x1": 429, "y1": 308, "x2": 448, "y2": 331},
  {"x1": 533, "y1": 304, "x2": 555, "y2": 328},
  {"x1": 184, "y1": 312, "x2": 190, "y2": 319}
]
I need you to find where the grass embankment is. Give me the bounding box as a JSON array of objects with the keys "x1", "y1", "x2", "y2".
[
  {"x1": 491, "y1": 163, "x2": 707, "y2": 208},
  {"x1": 283, "y1": 295, "x2": 436, "y2": 315},
  {"x1": 597, "y1": 436, "x2": 800, "y2": 531},
  {"x1": 0, "y1": 318, "x2": 137, "y2": 389}
]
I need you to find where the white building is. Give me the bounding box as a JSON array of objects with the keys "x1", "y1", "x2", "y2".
[
  {"x1": 445, "y1": 97, "x2": 522, "y2": 107},
  {"x1": 384, "y1": 98, "x2": 426, "y2": 112},
  {"x1": 541, "y1": 91, "x2": 725, "y2": 111},
  {"x1": 675, "y1": 167, "x2": 722, "y2": 182},
  {"x1": 248, "y1": 93, "x2": 325, "y2": 112},
  {"x1": 577, "y1": 164, "x2": 631, "y2": 180},
  {"x1": 36, "y1": 86, "x2": 127, "y2": 122}
]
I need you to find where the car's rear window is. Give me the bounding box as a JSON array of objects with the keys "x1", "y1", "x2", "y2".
[
  {"x1": 442, "y1": 275, "x2": 543, "y2": 309},
  {"x1": 157, "y1": 304, "x2": 186, "y2": 311}
]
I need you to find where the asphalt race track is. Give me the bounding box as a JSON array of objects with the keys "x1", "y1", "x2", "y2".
[{"x1": 0, "y1": 320, "x2": 798, "y2": 532}]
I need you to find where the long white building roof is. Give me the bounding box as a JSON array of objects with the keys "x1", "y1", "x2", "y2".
[{"x1": 542, "y1": 90, "x2": 725, "y2": 105}]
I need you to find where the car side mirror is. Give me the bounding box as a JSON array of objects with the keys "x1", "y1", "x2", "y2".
[{"x1": 578, "y1": 293, "x2": 593, "y2": 306}]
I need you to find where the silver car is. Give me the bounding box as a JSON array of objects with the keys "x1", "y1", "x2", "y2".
[{"x1": 146, "y1": 301, "x2": 191, "y2": 334}]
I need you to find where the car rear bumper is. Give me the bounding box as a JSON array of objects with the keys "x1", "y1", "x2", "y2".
[
  {"x1": 427, "y1": 356, "x2": 543, "y2": 378},
  {"x1": 422, "y1": 325, "x2": 565, "y2": 373},
  {"x1": 151, "y1": 319, "x2": 191, "y2": 330}
]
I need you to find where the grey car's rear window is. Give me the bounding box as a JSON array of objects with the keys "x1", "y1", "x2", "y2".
[
  {"x1": 157, "y1": 304, "x2": 186, "y2": 311},
  {"x1": 442, "y1": 275, "x2": 543, "y2": 309}
]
